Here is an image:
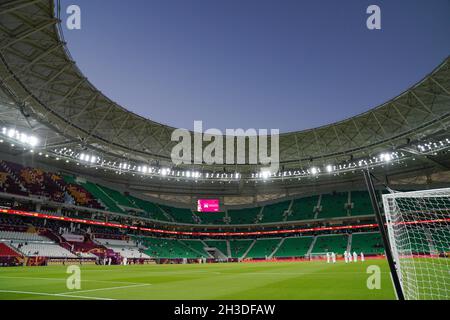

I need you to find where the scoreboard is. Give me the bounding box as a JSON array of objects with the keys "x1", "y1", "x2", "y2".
[{"x1": 197, "y1": 199, "x2": 220, "y2": 212}]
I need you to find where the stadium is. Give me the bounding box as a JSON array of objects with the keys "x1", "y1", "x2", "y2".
[{"x1": 0, "y1": 0, "x2": 449, "y2": 302}]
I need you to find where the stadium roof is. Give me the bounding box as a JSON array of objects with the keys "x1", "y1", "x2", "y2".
[{"x1": 0, "y1": 0, "x2": 449, "y2": 187}]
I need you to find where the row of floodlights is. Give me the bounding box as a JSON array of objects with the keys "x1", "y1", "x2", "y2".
[
  {"x1": 417, "y1": 139, "x2": 450, "y2": 153},
  {"x1": 1, "y1": 127, "x2": 38, "y2": 147},
  {"x1": 255, "y1": 152, "x2": 400, "y2": 180},
  {"x1": 6, "y1": 128, "x2": 448, "y2": 182}
]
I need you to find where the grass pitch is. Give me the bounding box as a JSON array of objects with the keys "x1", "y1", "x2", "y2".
[{"x1": 0, "y1": 260, "x2": 396, "y2": 300}]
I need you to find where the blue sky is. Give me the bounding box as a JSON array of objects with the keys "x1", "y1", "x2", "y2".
[{"x1": 60, "y1": 0, "x2": 450, "y2": 132}]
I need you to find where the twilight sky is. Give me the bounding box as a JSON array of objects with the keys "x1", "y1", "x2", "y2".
[{"x1": 60, "y1": 0, "x2": 450, "y2": 132}]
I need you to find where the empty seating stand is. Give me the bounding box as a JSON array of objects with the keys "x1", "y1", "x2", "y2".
[
  {"x1": 204, "y1": 240, "x2": 228, "y2": 256},
  {"x1": 274, "y1": 236, "x2": 314, "y2": 258},
  {"x1": 229, "y1": 239, "x2": 253, "y2": 258},
  {"x1": 350, "y1": 191, "x2": 373, "y2": 216},
  {"x1": 135, "y1": 236, "x2": 204, "y2": 259},
  {"x1": 159, "y1": 205, "x2": 196, "y2": 224},
  {"x1": 311, "y1": 234, "x2": 349, "y2": 254},
  {"x1": 351, "y1": 232, "x2": 384, "y2": 255},
  {"x1": 261, "y1": 201, "x2": 290, "y2": 223},
  {"x1": 0, "y1": 243, "x2": 21, "y2": 257},
  {"x1": 227, "y1": 207, "x2": 260, "y2": 225},
  {"x1": 128, "y1": 196, "x2": 170, "y2": 221},
  {"x1": 197, "y1": 212, "x2": 227, "y2": 225},
  {"x1": 245, "y1": 238, "x2": 281, "y2": 258},
  {"x1": 318, "y1": 192, "x2": 349, "y2": 218},
  {"x1": 287, "y1": 196, "x2": 318, "y2": 221}
]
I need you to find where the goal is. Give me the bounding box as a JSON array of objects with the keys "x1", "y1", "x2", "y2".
[{"x1": 382, "y1": 188, "x2": 450, "y2": 300}]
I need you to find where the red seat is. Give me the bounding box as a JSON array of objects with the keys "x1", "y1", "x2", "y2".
[{"x1": 0, "y1": 243, "x2": 21, "y2": 257}]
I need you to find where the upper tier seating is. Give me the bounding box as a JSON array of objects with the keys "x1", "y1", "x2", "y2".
[
  {"x1": 350, "y1": 232, "x2": 384, "y2": 255},
  {"x1": 96, "y1": 184, "x2": 138, "y2": 209},
  {"x1": 311, "y1": 234, "x2": 349, "y2": 254},
  {"x1": 60, "y1": 175, "x2": 103, "y2": 209},
  {"x1": 350, "y1": 191, "x2": 373, "y2": 216},
  {"x1": 318, "y1": 192, "x2": 349, "y2": 219},
  {"x1": 127, "y1": 195, "x2": 170, "y2": 221},
  {"x1": 0, "y1": 160, "x2": 380, "y2": 226},
  {"x1": 261, "y1": 201, "x2": 291, "y2": 223},
  {"x1": 159, "y1": 205, "x2": 197, "y2": 224},
  {"x1": 274, "y1": 236, "x2": 314, "y2": 258},
  {"x1": 79, "y1": 181, "x2": 124, "y2": 213},
  {"x1": 0, "y1": 164, "x2": 27, "y2": 196},
  {"x1": 0, "y1": 230, "x2": 49, "y2": 242},
  {"x1": 227, "y1": 207, "x2": 260, "y2": 225},
  {"x1": 196, "y1": 212, "x2": 227, "y2": 225},
  {"x1": 245, "y1": 238, "x2": 281, "y2": 258},
  {"x1": 287, "y1": 196, "x2": 318, "y2": 221}
]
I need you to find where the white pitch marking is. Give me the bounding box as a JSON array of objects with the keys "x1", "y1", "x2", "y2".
[
  {"x1": 58, "y1": 283, "x2": 152, "y2": 295},
  {"x1": 0, "y1": 290, "x2": 114, "y2": 300},
  {"x1": 0, "y1": 276, "x2": 148, "y2": 285}
]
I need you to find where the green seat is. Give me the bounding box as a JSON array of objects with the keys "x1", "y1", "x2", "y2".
[
  {"x1": 318, "y1": 193, "x2": 348, "y2": 218},
  {"x1": 287, "y1": 196, "x2": 318, "y2": 221},
  {"x1": 204, "y1": 240, "x2": 228, "y2": 256},
  {"x1": 311, "y1": 234, "x2": 349, "y2": 254},
  {"x1": 159, "y1": 205, "x2": 196, "y2": 224},
  {"x1": 228, "y1": 207, "x2": 260, "y2": 224},
  {"x1": 261, "y1": 201, "x2": 291, "y2": 223},
  {"x1": 351, "y1": 232, "x2": 384, "y2": 255},
  {"x1": 245, "y1": 238, "x2": 281, "y2": 258},
  {"x1": 229, "y1": 240, "x2": 253, "y2": 258},
  {"x1": 197, "y1": 212, "x2": 227, "y2": 225},
  {"x1": 351, "y1": 191, "x2": 373, "y2": 216},
  {"x1": 274, "y1": 237, "x2": 314, "y2": 257}
]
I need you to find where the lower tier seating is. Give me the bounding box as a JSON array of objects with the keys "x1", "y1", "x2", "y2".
[
  {"x1": 245, "y1": 238, "x2": 281, "y2": 258},
  {"x1": 274, "y1": 236, "x2": 314, "y2": 258},
  {"x1": 229, "y1": 239, "x2": 253, "y2": 258},
  {"x1": 350, "y1": 232, "x2": 384, "y2": 255},
  {"x1": 311, "y1": 234, "x2": 349, "y2": 254},
  {"x1": 204, "y1": 240, "x2": 228, "y2": 256},
  {"x1": 0, "y1": 242, "x2": 21, "y2": 257},
  {"x1": 11, "y1": 242, "x2": 77, "y2": 258}
]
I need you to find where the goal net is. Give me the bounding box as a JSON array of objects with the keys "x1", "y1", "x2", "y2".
[
  {"x1": 307, "y1": 252, "x2": 330, "y2": 261},
  {"x1": 382, "y1": 188, "x2": 450, "y2": 300}
]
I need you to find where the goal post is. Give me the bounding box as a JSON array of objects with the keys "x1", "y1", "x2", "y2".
[
  {"x1": 382, "y1": 187, "x2": 450, "y2": 300},
  {"x1": 306, "y1": 252, "x2": 329, "y2": 261}
]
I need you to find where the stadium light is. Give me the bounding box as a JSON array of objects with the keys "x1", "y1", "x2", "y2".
[
  {"x1": 1, "y1": 127, "x2": 39, "y2": 148},
  {"x1": 260, "y1": 170, "x2": 271, "y2": 180}
]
